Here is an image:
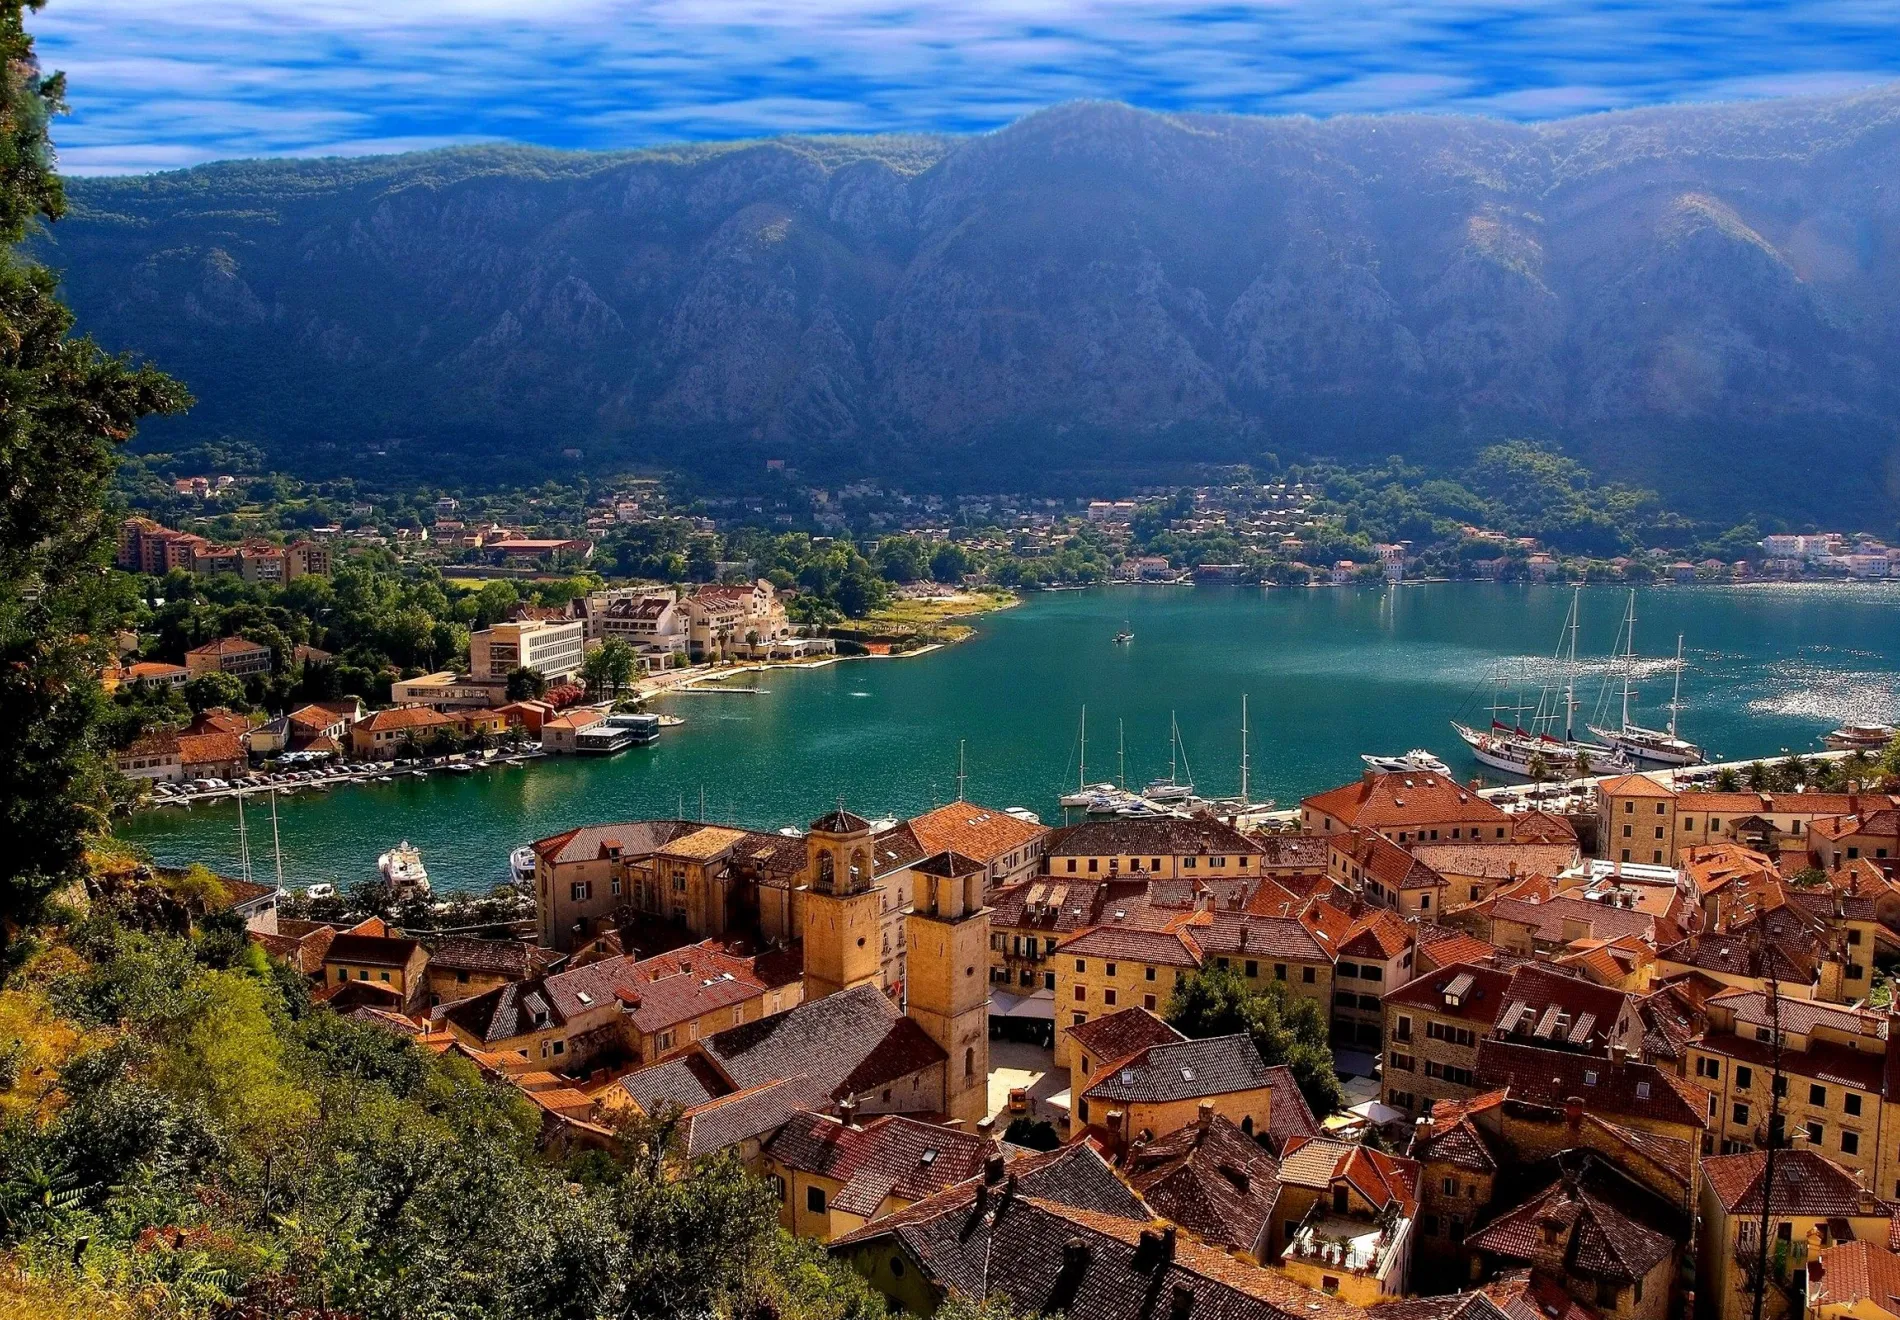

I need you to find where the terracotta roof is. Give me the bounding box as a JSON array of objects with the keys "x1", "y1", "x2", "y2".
[
  {"x1": 1065, "y1": 1006, "x2": 1186, "y2": 1070},
  {"x1": 905, "y1": 800, "x2": 1047, "y2": 864},
  {"x1": 1596, "y1": 774, "x2": 1677, "y2": 799},
  {"x1": 1374, "y1": 1295, "x2": 1513, "y2": 1320},
  {"x1": 1584, "y1": 1114, "x2": 1695, "y2": 1188},
  {"x1": 1302, "y1": 772, "x2": 1508, "y2": 830},
  {"x1": 703, "y1": 982, "x2": 947, "y2": 1101},
  {"x1": 1338, "y1": 830, "x2": 1449, "y2": 892},
  {"x1": 323, "y1": 932, "x2": 423, "y2": 969},
  {"x1": 1810, "y1": 1238, "x2": 1900, "y2": 1314},
  {"x1": 764, "y1": 1112, "x2": 990, "y2": 1217},
  {"x1": 1511, "y1": 811, "x2": 1579, "y2": 845},
  {"x1": 356, "y1": 705, "x2": 459, "y2": 733},
  {"x1": 1081, "y1": 1034, "x2": 1276, "y2": 1106},
  {"x1": 423, "y1": 936, "x2": 560, "y2": 979},
  {"x1": 1485, "y1": 894, "x2": 1675, "y2": 949},
  {"x1": 1384, "y1": 961, "x2": 1514, "y2": 1025},
  {"x1": 176, "y1": 731, "x2": 246, "y2": 767},
  {"x1": 810, "y1": 807, "x2": 872, "y2": 834},
  {"x1": 532, "y1": 819, "x2": 700, "y2": 865},
  {"x1": 251, "y1": 922, "x2": 337, "y2": 974},
  {"x1": 1196, "y1": 912, "x2": 1332, "y2": 962},
  {"x1": 186, "y1": 636, "x2": 270, "y2": 657},
  {"x1": 1490, "y1": 964, "x2": 1634, "y2": 1053},
  {"x1": 1411, "y1": 842, "x2": 1579, "y2": 882},
  {"x1": 1252, "y1": 833, "x2": 1332, "y2": 870},
  {"x1": 1702, "y1": 1149, "x2": 1881, "y2": 1216},
  {"x1": 1415, "y1": 927, "x2": 1507, "y2": 972},
  {"x1": 1124, "y1": 1112, "x2": 1282, "y2": 1253},
  {"x1": 1474, "y1": 1039, "x2": 1709, "y2": 1131},
  {"x1": 1679, "y1": 843, "x2": 1780, "y2": 896},
  {"x1": 1057, "y1": 923, "x2": 1203, "y2": 968},
  {"x1": 1480, "y1": 1270, "x2": 1599, "y2": 1320},
  {"x1": 1464, "y1": 1153, "x2": 1677, "y2": 1282},
  {"x1": 1044, "y1": 816, "x2": 1267, "y2": 859},
  {"x1": 1261, "y1": 1064, "x2": 1324, "y2": 1151}
]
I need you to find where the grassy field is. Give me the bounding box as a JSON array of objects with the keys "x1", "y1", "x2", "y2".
[{"x1": 862, "y1": 589, "x2": 1020, "y2": 640}]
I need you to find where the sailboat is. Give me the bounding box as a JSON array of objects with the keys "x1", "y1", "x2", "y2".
[
  {"x1": 1113, "y1": 620, "x2": 1134, "y2": 645},
  {"x1": 1143, "y1": 711, "x2": 1196, "y2": 803},
  {"x1": 1451, "y1": 588, "x2": 1630, "y2": 778},
  {"x1": 1587, "y1": 595, "x2": 1705, "y2": 767},
  {"x1": 1058, "y1": 705, "x2": 1118, "y2": 808}
]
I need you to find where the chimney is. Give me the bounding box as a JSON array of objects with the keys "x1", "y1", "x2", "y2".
[
  {"x1": 1564, "y1": 1095, "x2": 1584, "y2": 1133},
  {"x1": 1063, "y1": 1237, "x2": 1091, "y2": 1271},
  {"x1": 1170, "y1": 1283, "x2": 1196, "y2": 1320},
  {"x1": 974, "y1": 1182, "x2": 989, "y2": 1216},
  {"x1": 1106, "y1": 1109, "x2": 1126, "y2": 1153},
  {"x1": 839, "y1": 1096, "x2": 859, "y2": 1128},
  {"x1": 1239, "y1": 926, "x2": 1250, "y2": 950},
  {"x1": 985, "y1": 1152, "x2": 1006, "y2": 1184},
  {"x1": 1415, "y1": 1114, "x2": 1434, "y2": 1146},
  {"x1": 1198, "y1": 1099, "x2": 1216, "y2": 1130},
  {"x1": 1162, "y1": 1224, "x2": 1178, "y2": 1256},
  {"x1": 1609, "y1": 1043, "x2": 1627, "y2": 1066},
  {"x1": 976, "y1": 1115, "x2": 996, "y2": 1139}
]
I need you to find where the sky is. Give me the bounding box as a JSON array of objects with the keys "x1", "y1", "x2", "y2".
[{"x1": 30, "y1": 0, "x2": 1900, "y2": 175}]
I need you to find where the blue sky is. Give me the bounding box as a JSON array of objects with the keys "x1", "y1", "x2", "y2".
[{"x1": 31, "y1": 0, "x2": 1900, "y2": 175}]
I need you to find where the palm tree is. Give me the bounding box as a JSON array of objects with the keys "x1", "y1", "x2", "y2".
[
  {"x1": 1525, "y1": 749, "x2": 1550, "y2": 788},
  {"x1": 1746, "y1": 760, "x2": 1770, "y2": 791},
  {"x1": 1572, "y1": 749, "x2": 1593, "y2": 783}
]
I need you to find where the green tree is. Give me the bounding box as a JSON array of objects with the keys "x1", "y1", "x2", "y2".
[
  {"x1": 0, "y1": 0, "x2": 189, "y2": 961},
  {"x1": 581, "y1": 637, "x2": 637, "y2": 698},
  {"x1": 1166, "y1": 966, "x2": 1344, "y2": 1117},
  {"x1": 930, "y1": 542, "x2": 970, "y2": 584},
  {"x1": 505, "y1": 666, "x2": 547, "y2": 702},
  {"x1": 182, "y1": 670, "x2": 245, "y2": 714}
]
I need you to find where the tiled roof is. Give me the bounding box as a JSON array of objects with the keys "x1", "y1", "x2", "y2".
[
  {"x1": 1511, "y1": 811, "x2": 1579, "y2": 845},
  {"x1": 1810, "y1": 1239, "x2": 1900, "y2": 1313},
  {"x1": 356, "y1": 705, "x2": 458, "y2": 732},
  {"x1": 1277, "y1": 1135, "x2": 1359, "y2": 1190},
  {"x1": 1415, "y1": 927, "x2": 1507, "y2": 972},
  {"x1": 1679, "y1": 843, "x2": 1780, "y2": 896},
  {"x1": 615, "y1": 944, "x2": 767, "y2": 1035},
  {"x1": 991, "y1": 878, "x2": 1120, "y2": 933},
  {"x1": 1044, "y1": 816, "x2": 1267, "y2": 858},
  {"x1": 423, "y1": 935, "x2": 558, "y2": 978},
  {"x1": 1065, "y1": 1006, "x2": 1186, "y2": 1070},
  {"x1": 1302, "y1": 772, "x2": 1507, "y2": 830},
  {"x1": 1252, "y1": 833, "x2": 1332, "y2": 870},
  {"x1": 810, "y1": 808, "x2": 872, "y2": 834},
  {"x1": 532, "y1": 819, "x2": 700, "y2": 865},
  {"x1": 677, "y1": 1076, "x2": 831, "y2": 1158},
  {"x1": 1411, "y1": 842, "x2": 1579, "y2": 882},
  {"x1": 1491, "y1": 965, "x2": 1633, "y2": 1053},
  {"x1": 1480, "y1": 1270, "x2": 1598, "y2": 1320},
  {"x1": 324, "y1": 932, "x2": 422, "y2": 969},
  {"x1": 616, "y1": 1052, "x2": 729, "y2": 1113},
  {"x1": 1416, "y1": 1104, "x2": 1501, "y2": 1173},
  {"x1": 703, "y1": 982, "x2": 947, "y2": 1101},
  {"x1": 1464, "y1": 1156, "x2": 1676, "y2": 1282},
  {"x1": 1596, "y1": 774, "x2": 1677, "y2": 799},
  {"x1": 1384, "y1": 961, "x2": 1514, "y2": 1025},
  {"x1": 832, "y1": 1144, "x2": 1362, "y2": 1320},
  {"x1": 1474, "y1": 1040, "x2": 1709, "y2": 1130},
  {"x1": 1339, "y1": 830, "x2": 1447, "y2": 892},
  {"x1": 763, "y1": 1112, "x2": 989, "y2": 1217},
  {"x1": 187, "y1": 636, "x2": 270, "y2": 657},
  {"x1": 1124, "y1": 1112, "x2": 1281, "y2": 1254},
  {"x1": 1262, "y1": 1064, "x2": 1324, "y2": 1151},
  {"x1": 656, "y1": 825, "x2": 754, "y2": 861},
  {"x1": 176, "y1": 731, "x2": 246, "y2": 766},
  {"x1": 251, "y1": 922, "x2": 337, "y2": 974},
  {"x1": 1373, "y1": 1295, "x2": 1513, "y2": 1320},
  {"x1": 1702, "y1": 1149, "x2": 1880, "y2": 1216},
  {"x1": 1584, "y1": 1115, "x2": 1695, "y2": 1187},
  {"x1": 1695, "y1": 1028, "x2": 1887, "y2": 1094},
  {"x1": 1196, "y1": 912, "x2": 1331, "y2": 962},
  {"x1": 1704, "y1": 987, "x2": 1886, "y2": 1040},
  {"x1": 1057, "y1": 923, "x2": 1203, "y2": 968},
  {"x1": 1486, "y1": 895, "x2": 1673, "y2": 949},
  {"x1": 1081, "y1": 1034, "x2": 1275, "y2": 1105},
  {"x1": 905, "y1": 800, "x2": 1047, "y2": 864}
]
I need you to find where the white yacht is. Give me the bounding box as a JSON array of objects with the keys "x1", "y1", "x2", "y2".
[
  {"x1": 1361, "y1": 750, "x2": 1452, "y2": 775},
  {"x1": 378, "y1": 841, "x2": 430, "y2": 899},
  {"x1": 1142, "y1": 711, "x2": 1196, "y2": 803},
  {"x1": 1586, "y1": 596, "x2": 1705, "y2": 767},
  {"x1": 509, "y1": 845, "x2": 537, "y2": 888},
  {"x1": 1825, "y1": 722, "x2": 1897, "y2": 752}
]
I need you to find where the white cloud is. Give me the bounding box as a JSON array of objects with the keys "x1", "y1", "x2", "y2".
[{"x1": 29, "y1": 0, "x2": 1900, "y2": 173}]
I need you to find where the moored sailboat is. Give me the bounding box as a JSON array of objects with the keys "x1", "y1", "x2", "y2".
[{"x1": 1587, "y1": 596, "x2": 1704, "y2": 767}]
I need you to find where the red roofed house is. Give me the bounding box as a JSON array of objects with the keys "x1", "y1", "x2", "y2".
[
  {"x1": 1699, "y1": 1149, "x2": 1893, "y2": 1320},
  {"x1": 1302, "y1": 770, "x2": 1510, "y2": 846},
  {"x1": 1275, "y1": 1134, "x2": 1422, "y2": 1303},
  {"x1": 350, "y1": 705, "x2": 461, "y2": 760},
  {"x1": 1381, "y1": 961, "x2": 1514, "y2": 1117},
  {"x1": 184, "y1": 635, "x2": 273, "y2": 678},
  {"x1": 760, "y1": 1109, "x2": 989, "y2": 1242}
]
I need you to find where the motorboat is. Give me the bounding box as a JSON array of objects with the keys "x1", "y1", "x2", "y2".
[
  {"x1": 1361, "y1": 750, "x2": 1452, "y2": 775},
  {"x1": 510, "y1": 845, "x2": 537, "y2": 887},
  {"x1": 378, "y1": 841, "x2": 430, "y2": 899}
]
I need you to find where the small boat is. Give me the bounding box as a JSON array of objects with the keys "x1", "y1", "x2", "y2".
[
  {"x1": 1361, "y1": 750, "x2": 1452, "y2": 775},
  {"x1": 305, "y1": 883, "x2": 335, "y2": 901},
  {"x1": 1113, "y1": 621, "x2": 1134, "y2": 645},
  {"x1": 1004, "y1": 807, "x2": 1042, "y2": 825},
  {"x1": 509, "y1": 845, "x2": 537, "y2": 887},
  {"x1": 1825, "y1": 722, "x2": 1897, "y2": 752},
  {"x1": 447, "y1": 763, "x2": 475, "y2": 774},
  {"x1": 378, "y1": 841, "x2": 430, "y2": 899}
]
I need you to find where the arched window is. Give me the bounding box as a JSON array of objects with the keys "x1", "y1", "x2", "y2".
[
  {"x1": 817, "y1": 852, "x2": 835, "y2": 889},
  {"x1": 1240, "y1": 1115, "x2": 1254, "y2": 1136},
  {"x1": 965, "y1": 1046, "x2": 976, "y2": 1078}
]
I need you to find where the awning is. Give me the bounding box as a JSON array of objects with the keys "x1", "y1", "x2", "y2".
[{"x1": 988, "y1": 989, "x2": 1055, "y2": 1021}]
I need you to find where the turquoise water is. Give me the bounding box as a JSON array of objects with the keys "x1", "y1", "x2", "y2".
[{"x1": 121, "y1": 582, "x2": 1900, "y2": 893}]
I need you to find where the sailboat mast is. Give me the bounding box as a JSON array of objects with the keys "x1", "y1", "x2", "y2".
[
  {"x1": 235, "y1": 789, "x2": 252, "y2": 885},
  {"x1": 1170, "y1": 711, "x2": 1179, "y2": 786},
  {"x1": 1118, "y1": 720, "x2": 1126, "y2": 790},
  {"x1": 270, "y1": 787, "x2": 284, "y2": 891},
  {"x1": 1621, "y1": 591, "x2": 1636, "y2": 734},
  {"x1": 1565, "y1": 589, "x2": 1580, "y2": 743},
  {"x1": 1079, "y1": 706, "x2": 1087, "y2": 791},
  {"x1": 1669, "y1": 634, "x2": 1685, "y2": 738},
  {"x1": 1240, "y1": 695, "x2": 1250, "y2": 803}
]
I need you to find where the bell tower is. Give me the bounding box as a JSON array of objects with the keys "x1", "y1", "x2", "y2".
[
  {"x1": 906, "y1": 850, "x2": 991, "y2": 1125},
  {"x1": 803, "y1": 807, "x2": 883, "y2": 1001}
]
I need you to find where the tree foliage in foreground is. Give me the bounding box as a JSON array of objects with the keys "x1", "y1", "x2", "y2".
[
  {"x1": 2, "y1": 893, "x2": 884, "y2": 1320},
  {"x1": 0, "y1": 0, "x2": 189, "y2": 963}
]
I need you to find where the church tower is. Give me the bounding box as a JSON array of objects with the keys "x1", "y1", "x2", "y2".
[
  {"x1": 802, "y1": 807, "x2": 883, "y2": 1001},
  {"x1": 906, "y1": 851, "x2": 991, "y2": 1125}
]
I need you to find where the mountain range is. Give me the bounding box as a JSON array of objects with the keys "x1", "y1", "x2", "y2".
[{"x1": 45, "y1": 87, "x2": 1900, "y2": 522}]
